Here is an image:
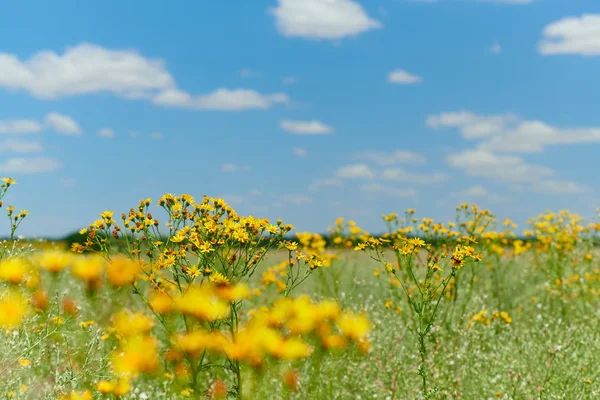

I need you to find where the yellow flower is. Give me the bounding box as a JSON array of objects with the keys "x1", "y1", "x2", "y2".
[
  {"x1": 112, "y1": 335, "x2": 159, "y2": 377},
  {"x1": 38, "y1": 251, "x2": 72, "y2": 273},
  {"x1": 111, "y1": 311, "x2": 154, "y2": 337},
  {"x1": 0, "y1": 290, "x2": 29, "y2": 328},
  {"x1": 337, "y1": 312, "x2": 371, "y2": 342},
  {"x1": 79, "y1": 320, "x2": 95, "y2": 329},
  {"x1": 215, "y1": 284, "x2": 249, "y2": 302},
  {"x1": 113, "y1": 379, "x2": 131, "y2": 396},
  {"x1": 96, "y1": 380, "x2": 115, "y2": 394},
  {"x1": 59, "y1": 390, "x2": 92, "y2": 400},
  {"x1": 106, "y1": 256, "x2": 141, "y2": 287},
  {"x1": 174, "y1": 330, "x2": 225, "y2": 356},
  {"x1": 0, "y1": 258, "x2": 28, "y2": 283},
  {"x1": 149, "y1": 291, "x2": 174, "y2": 314},
  {"x1": 1, "y1": 177, "x2": 16, "y2": 185},
  {"x1": 18, "y1": 358, "x2": 31, "y2": 367},
  {"x1": 71, "y1": 255, "x2": 104, "y2": 283},
  {"x1": 175, "y1": 286, "x2": 229, "y2": 321},
  {"x1": 209, "y1": 272, "x2": 230, "y2": 286}
]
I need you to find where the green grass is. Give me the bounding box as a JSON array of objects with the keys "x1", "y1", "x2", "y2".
[{"x1": 2, "y1": 249, "x2": 600, "y2": 399}]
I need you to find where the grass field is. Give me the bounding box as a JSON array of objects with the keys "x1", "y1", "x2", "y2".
[{"x1": 1, "y1": 179, "x2": 600, "y2": 399}]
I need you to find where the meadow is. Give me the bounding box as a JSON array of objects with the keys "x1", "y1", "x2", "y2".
[{"x1": 1, "y1": 177, "x2": 600, "y2": 400}]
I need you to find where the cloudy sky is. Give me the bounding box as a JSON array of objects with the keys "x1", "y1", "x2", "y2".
[{"x1": 0, "y1": 0, "x2": 599, "y2": 237}]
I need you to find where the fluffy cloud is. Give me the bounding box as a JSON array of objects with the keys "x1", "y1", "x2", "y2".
[
  {"x1": 98, "y1": 128, "x2": 115, "y2": 138},
  {"x1": 0, "y1": 43, "x2": 290, "y2": 112},
  {"x1": 360, "y1": 184, "x2": 418, "y2": 198},
  {"x1": 381, "y1": 168, "x2": 448, "y2": 184},
  {"x1": 280, "y1": 119, "x2": 334, "y2": 134},
  {"x1": 532, "y1": 180, "x2": 591, "y2": 195},
  {"x1": 269, "y1": 0, "x2": 381, "y2": 40},
  {"x1": 0, "y1": 157, "x2": 61, "y2": 174},
  {"x1": 387, "y1": 69, "x2": 423, "y2": 84},
  {"x1": 462, "y1": 185, "x2": 489, "y2": 197},
  {"x1": 44, "y1": 113, "x2": 81, "y2": 135},
  {"x1": 446, "y1": 149, "x2": 553, "y2": 182},
  {"x1": 282, "y1": 76, "x2": 297, "y2": 85},
  {"x1": 335, "y1": 163, "x2": 375, "y2": 179},
  {"x1": 354, "y1": 150, "x2": 426, "y2": 165},
  {"x1": 427, "y1": 110, "x2": 600, "y2": 153},
  {"x1": 0, "y1": 43, "x2": 174, "y2": 99},
  {"x1": 0, "y1": 119, "x2": 43, "y2": 134},
  {"x1": 0, "y1": 140, "x2": 43, "y2": 153},
  {"x1": 153, "y1": 88, "x2": 288, "y2": 111},
  {"x1": 481, "y1": 121, "x2": 600, "y2": 153},
  {"x1": 452, "y1": 185, "x2": 509, "y2": 203},
  {"x1": 0, "y1": 113, "x2": 81, "y2": 135},
  {"x1": 426, "y1": 110, "x2": 517, "y2": 139},
  {"x1": 539, "y1": 14, "x2": 600, "y2": 56},
  {"x1": 335, "y1": 162, "x2": 448, "y2": 185}
]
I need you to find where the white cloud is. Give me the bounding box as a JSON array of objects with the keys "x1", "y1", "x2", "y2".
[
  {"x1": 293, "y1": 147, "x2": 308, "y2": 157},
  {"x1": 428, "y1": 110, "x2": 600, "y2": 153},
  {"x1": 269, "y1": 0, "x2": 381, "y2": 40},
  {"x1": 336, "y1": 163, "x2": 375, "y2": 179},
  {"x1": 446, "y1": 149, "x2": 554, "y2": 182},
  {"x1": 0, "y1": 43, "x2": 289, "y2": 112},
  {"x1": 453, "y1": 185, "x2": 509, "y2": 203},
  {"x1": 0, "y1": 119, "x2": 44, "y2": 134},
  {"x1": 381, "y1": 168, "x2": 448, "y2": 184},
  {"x1": 489, "y1": 42, "x2": 502, "y2": 54},
  {"x1": 480, "y1": 121, "x2": 600, "y2": 153},
  {"x1": 153, "y1": 88, "x2": 288, "y2": 111},
  {"x1": 462, "y1": 185, "x2": 489, "y2": 197},
  {"x1": 0, "y1": 43, "x2": 174, "y2": 99},
  {"x1": 355, "y1": 150, "x2": 426, "y2": 165},
  {"x1": 539, "y1": 14, "x2": 600, "y2": 55},
  {"x1": 98, "y1": 128, "x2": 115, "y2": 138},
  {"x1": 44, "y1": 112, "x2": 81, "y2": 135},
  {"x1": 426, "y1": 110, "x2": 517, "y2": 139},
  {"x1": 282, "y1": 76, "x2": 297, "y2": 85},
  {"x1": 360, "y1": 184, "x2": 418, "y2": 198},
  {"x1": 387, "y1": 69, "x2": 423, "y2": 84},
  {"x1": 280, "y1": 194, "x2": 313, "y2": 205},
  {"x1": 0, "y1": 140, "x2": 43, "y2": 153},
  {"x1": 308, "y1": 178, "x2": 342, "y2": 192},
  {"x1": 0, "y1": 157, "x2": 61, "y2": 174},
  {"x1": 280, "y1": 119, "x2": 334, "y2": 134},
  {"x1": 240, "y1": 68, "x2": 262, "y2": 78},
  {"x1": 533, "y1": 180, "x2": 592, "y2": 195},
  {"x1": 150, "y1": 132, "x2": 164, "y2": 139}
]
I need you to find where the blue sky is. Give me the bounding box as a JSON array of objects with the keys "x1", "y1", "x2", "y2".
[{"x1": 0, "y1": 0, "x2": 599, "y2": 237}]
